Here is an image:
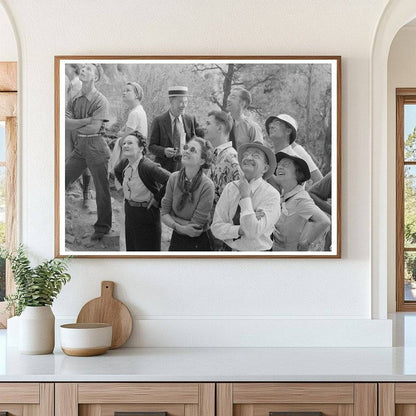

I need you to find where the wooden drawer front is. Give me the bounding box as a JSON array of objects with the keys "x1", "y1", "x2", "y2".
[
  {"x1": 379, "y1": 383, "x2": 416, "y2": 416},
  {"x1": 57, "y1": 383, "x2": 215, "y2": 416},
  {"x1": 235, "y1": 403, "x2": 342, "y2": 416},
  {"x1": 0, "y1": 383, "x2": 39, "y2": 403},
  {"x1": 218, "y1": 384, "x2": 376, "y2": 416},
  {"x1": 78, "y1": 383, "x2": 200, "y2": 404},
  {"x1": 233, "y1": 384, "x2": 354, "y2": 404},
  {"x1": 80, "y1": 403, "x2": 187, "y2": 416},
  {"x1": 0, "y1": 383, "x2": 53, "y2": 416},
  {"x1": 0, "y1": 404, "x2": 25, "y2": 416},
  {"x1": 395, "y1": 384, "x2": 416, "y2": 404}
]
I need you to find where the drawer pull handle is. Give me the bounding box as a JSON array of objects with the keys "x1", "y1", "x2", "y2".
[
  {"x1": 115, "y1": 413, "x2": 168, "y2": 416},
  {"x1": 270, "y1": 413, "x2": 324, "y2": 416}
]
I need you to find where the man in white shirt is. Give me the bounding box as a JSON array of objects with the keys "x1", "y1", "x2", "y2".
[
  {"x1": 265, "y1": 114, "x2": 323, "y2": 184},
  {"x1": 211, "y1": 142, "x2": 280, "y2": 251},
  {"x1": 227, "y1": 87, "x2": 263, "y2": 149},
  {"x1": 149, "y1": 86, "x2": 198, "y2": 172}
]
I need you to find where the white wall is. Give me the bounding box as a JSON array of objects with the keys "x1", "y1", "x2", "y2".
[
  {"x1": 387, "y1": 25, "x2": 416, "y2": 312},
  {"x1": 0, "y1": 3, "x2": 17, "y2": 61},
  {"x1": 0, "y1": 0, "x2": 393, "y2": 346}
]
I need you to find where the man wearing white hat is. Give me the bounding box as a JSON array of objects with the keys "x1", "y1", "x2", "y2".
[
  {"x1": 149, "y1": 86, "x2": 199, "y2": 172},
  {"x1": 211, "y1": 142, "x2": 280, "y2": 251},
  {"x1": 265, "y1": 114, "x2": 323, "y2": 184}
]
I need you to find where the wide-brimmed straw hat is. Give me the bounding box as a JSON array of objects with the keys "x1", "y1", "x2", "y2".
[
  {"x1": 238, "y1": 142, "x2": 277, "y2": 180},
  {"x1": 265, "y1": 114, "x2": 298, "y2": 144},
  {"x1": 168, "y1": 86, "x2": 190, "y2": 97},
  {"x1": 275, "y1": 151, "x2": 311, "y2": 182}
]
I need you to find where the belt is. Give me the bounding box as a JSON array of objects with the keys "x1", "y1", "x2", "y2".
[
  {"x1": 126, "y1": 200, "x2": 148, "y2": 208},
  {"x1": 78, "y1": 134, "x2": 102, "y2": 138}
]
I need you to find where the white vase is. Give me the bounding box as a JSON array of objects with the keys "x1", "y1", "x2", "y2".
[{"x1": 19, "y1": 305, "x2": 55, "y2": 354}]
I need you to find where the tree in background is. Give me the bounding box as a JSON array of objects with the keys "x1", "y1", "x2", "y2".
[
  {"x1": 95, "y1": 62, "x2": 332, "y2": 173},
  {"x1": 192, "y1": 63, "x2": 332, "y2": 174}
]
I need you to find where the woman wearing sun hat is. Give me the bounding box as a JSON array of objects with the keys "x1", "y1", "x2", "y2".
[{"x1": 273, "y1": 152, "x2": 330, "y2": 251}]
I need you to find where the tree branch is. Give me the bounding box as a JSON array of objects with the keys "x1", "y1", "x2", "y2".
[
  {"x1": 210, "y1": 95, "x2": 224, "y2": 110},
  {"x1": 214, "y1": 64, "x2": 227, "y2": 75},
  {"x1": 192, "y1": 64, "x2": 227, "y2": 76},
  {"x1": 192, "y1": 64, "x2": 219, "y2": 72},
  {"x1": 246, "y1": 74, "x2": 276, "y2": 91}
]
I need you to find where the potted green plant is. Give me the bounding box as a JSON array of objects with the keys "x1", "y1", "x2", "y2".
[{"x1": 2, "y1": 245, "x2": 71, "y2": 354}]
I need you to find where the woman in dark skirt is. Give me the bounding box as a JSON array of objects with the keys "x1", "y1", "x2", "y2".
[
  {"x1": 161, "y1": 137, "x2": 215, "y2": 251},
  {"x1": 114, "y1": 131, "x2": 170, "y2": 251}
]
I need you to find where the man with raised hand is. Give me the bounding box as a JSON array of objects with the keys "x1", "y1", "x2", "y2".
[{"x1": 211, "y1": 142, "x2": 280, "y2": 252}]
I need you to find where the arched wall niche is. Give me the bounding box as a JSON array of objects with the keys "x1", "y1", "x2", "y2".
[
  {"x1": 0, "y1": 1, "x2": 18, "y2": 61},
  {"x1": 371, "y1": 0, "x2": 416, "y2": 319}
]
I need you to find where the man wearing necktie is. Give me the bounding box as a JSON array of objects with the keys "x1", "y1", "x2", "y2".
[
  {"x1": 149, "y1": 86, "x2": 199, "y2": 172},
  {"x1": 211, "y1": 142, "x2": 280, "y2": 251}
]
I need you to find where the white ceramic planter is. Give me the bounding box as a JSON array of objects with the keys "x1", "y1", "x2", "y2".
[{"x1": 19, "y1": 305, "x2": 55, "y2": 354}]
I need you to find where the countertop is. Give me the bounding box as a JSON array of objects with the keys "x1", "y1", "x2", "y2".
[
  {"x1": 2, "y1": 313, "x2": 416, "y2": 383},
  {"x1": 1, "y1": 331, "x2": 416, "y2": 382}
]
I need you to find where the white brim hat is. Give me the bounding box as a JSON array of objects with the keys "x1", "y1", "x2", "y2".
[{"x1": 265, "y1": 114, "x2": 298, "y2": 144}]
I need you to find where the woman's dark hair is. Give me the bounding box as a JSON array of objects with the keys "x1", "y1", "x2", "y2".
[
  {"x1": 294, "y1": 164, "x2": 307, "y2": 184},
  {"x1": 129, "y1": 130, "x2": 147, "y2": 155},
  {"x1": 191, "y1": 136, "x2": 213, "y2": 169}
]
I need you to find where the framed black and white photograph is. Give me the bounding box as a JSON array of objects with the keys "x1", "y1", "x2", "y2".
[{"x1": 55, "y1": 56, "x2": 341, "y2": 258}]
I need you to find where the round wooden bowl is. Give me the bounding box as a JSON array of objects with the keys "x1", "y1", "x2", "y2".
[{"x1": 60, "y1": 323, "x2": 112, "y2": 357}]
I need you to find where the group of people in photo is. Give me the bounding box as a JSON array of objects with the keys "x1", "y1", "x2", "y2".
[{"x1": 65, "y1": 63, "x2": 332, "y2": 252}]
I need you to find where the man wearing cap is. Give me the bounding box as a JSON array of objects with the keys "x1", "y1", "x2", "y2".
[
  {"x1": 65, "y1": 63, "x2": 112, "y2": 240},
  {"x1": 205, "y1": 110, "x2": 241, "y2": 208},
  {"x1": 211, "y1": 142, "x2": 280, "y2": 251},
  {"x1": 273, "y1": 152, "x2": 330, "y2": 251},
  {"x1": 265, "y1": 114, "x2": 323, "y2": 184},
  {"x1": 149, "y1": 86, "x2": 198, "y2": 172},
  {"x1": 227, "y1": 87, "x2": 263, "y2": 149}
]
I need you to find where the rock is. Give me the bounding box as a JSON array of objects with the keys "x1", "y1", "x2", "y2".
[{"x1": 65, "y1": 235, "x2": 76, "y2": 244}]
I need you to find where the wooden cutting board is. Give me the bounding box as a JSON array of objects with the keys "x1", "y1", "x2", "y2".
[{"x1": 76, "y1": 281, "x2": 133, "y2": 349}]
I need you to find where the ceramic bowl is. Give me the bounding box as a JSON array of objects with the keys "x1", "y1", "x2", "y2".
[{"x1": 60, "y1": 323, "x2": 112, "y2": 356}]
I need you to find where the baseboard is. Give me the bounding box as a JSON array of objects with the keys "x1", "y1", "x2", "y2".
[{"x1": 56, "y1": 317, "x2": 392, "y2": 347}]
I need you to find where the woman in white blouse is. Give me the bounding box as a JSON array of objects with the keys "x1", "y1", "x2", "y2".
[{"x1": 110, "y1": 82, "x2": 148, "y2": 174}]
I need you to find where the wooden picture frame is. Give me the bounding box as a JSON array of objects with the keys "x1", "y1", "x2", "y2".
[{"x1": 55, "y1": 56, "x2": 341, "y2": 258}]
